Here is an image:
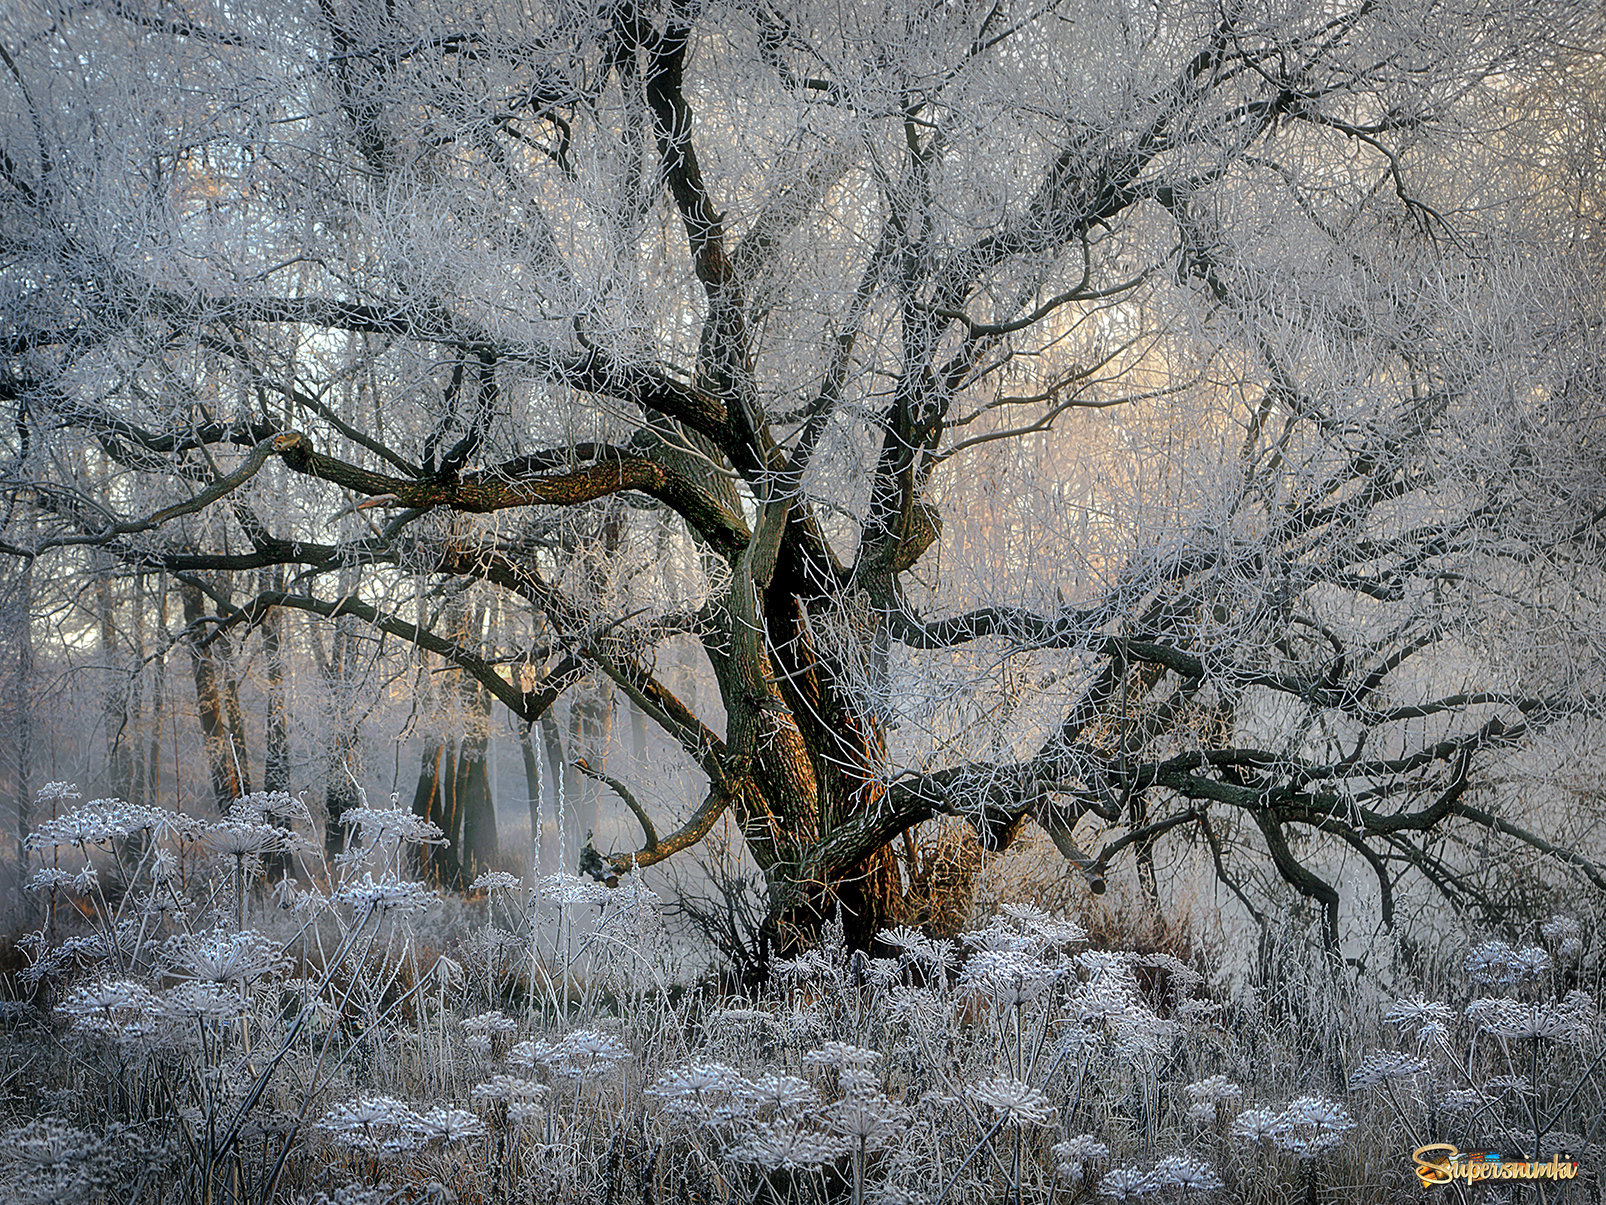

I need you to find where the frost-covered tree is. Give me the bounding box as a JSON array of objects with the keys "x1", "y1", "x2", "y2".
[{"x1": 2, "y1": 0, "x2": 1603, "y2": 946}]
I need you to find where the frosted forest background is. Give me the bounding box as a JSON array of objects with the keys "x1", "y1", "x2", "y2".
[{"x1": 1, "y1": 0, "x2": 1605, "y2": 1201}]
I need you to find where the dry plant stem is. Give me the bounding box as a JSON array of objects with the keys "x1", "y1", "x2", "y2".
[{"x1": 934, "y1": 1117, "x2": 1007, "y2": 1205}]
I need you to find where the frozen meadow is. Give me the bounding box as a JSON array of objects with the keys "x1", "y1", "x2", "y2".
[{"x1": 2, "y1": 786, "x2": 1601, "y2": 1204}]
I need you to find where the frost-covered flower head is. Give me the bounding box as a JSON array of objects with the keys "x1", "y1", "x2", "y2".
[
  {"x1": 1230, "y1": 1107, "x2": 1282, "y2": 1145},
  {"x1": 461, "y1": 1011, "x2": 517, "y2": 1056},
  {"x1": 163, "y1": 929, "x2": 286, "y2": 986},
  {"x1": 1184, "y1": 1075, "x2": 1243, "y2": 1121},
  {"x1": 804, "y1": 1041, "x2": 881, "y2": 1071},
  {"x1": 1541, "y1": 915, "x2": 1585, "y2": 960},
  {"x1": 1152, "y1": 1155, "x2": 1223, "y2": 1194},
  {"x1": 968, "y1": 1076, "x2": 1056, "y2": 1127},
  {"x1": 320, "y1": 1095, "x2": 425, "y2": 1156},
  {"x1": 471, "y1": 1075, "x2": 548, "y2": 1105},
  {"x1": 1, "y1": 1117, "x2": 120, "y2": 1203},
  {"x1": 536, "y1": 872, "x2": 609, "y2": 905},
  {"x1": 1466, "y1": 998, "x2": 1589, "y2": 1045},
  {"x1": 1384, "y1": 996, "x2": 1454, "y2": 1031},
  {"x1": 207, "y1": 819, "x2": 289, "y2": 860},
  {"x1": 736, "y1": 1074, "x2": 818, "y2": 1115},
  {"x1": 1075, "y1": 984, "x2": 1142, "y2": 1028},
  {"x1": 462, "y1": 1011, "x2": 518, "y2": 1037},
  {"x1": 960, "y1": 923, "x2": 1035, "y2": 954},
  {"x1": 1465, "y1": 940, "x2": 1549, "y2": 985},
  {"x1": 159, "y1": 981, "x2": 247, "y2": 1021},
  {"x1": 27, "y1": 799, "x2": 157, "y2": 848},
  {"x1": 341, "y1": 805, "x2": 444, "y2": 848},
  {"x1": 1000, "y1": 902, "x2": 1088, "y2": 949},
  {"x1": 822, "y1": 1084, "x2": 910, "y2": 1148},
  {"x1": 1266, "y1": 1096, "x2": 1354, "y2": 1158},
  {"x1": 230, "y1": 791, "x2": 305, "y2": 823},
  {"x1": 335, "y1": 874, "x2": 433, "y2": 918},
  {"x1": 1541, "y1": 914, "x2": 1582, "y2": 944},
  {"x1": 878, "y1": 925, "x2": 952, "y2": 969},
  {"x1": 1347, "y1": 1051, "x2": 1429, "y2": 1090},
  {"x1": 470, "y1": 871, "x2": 522, "y2": 894},
  {"x1": 57, "y1": 980, "x2": 158, "y2": 1035},
  {"x1": 415, "y1": 1107, "x2": 485, "y2": 1144},
  {"x1": 546, "y1": 1029, "x2": 632, "y2": 1078},
  {"x1": 962, "y1": 949, "x2": 1061, "y2": 1006},
  {"x1": 1100, "y1": 1166, "x2": 1157, "y2": 1200},
  {"x1": 647, "y1": 1062, "x2": 750, "y2": 1118},
  {"x1": 1113, "y1": 1005, "x2": 1177, "y2": 1057},
  {"x1": 1053, "y1": 1134, "x2": 1110, "y2": 1178},
  {"x1": 726, "y1": 1122, "x2": 849, "y2": 1170}
]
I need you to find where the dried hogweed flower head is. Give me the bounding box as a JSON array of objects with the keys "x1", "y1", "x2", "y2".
[
  {"x1": 319, "y1": 1095, "x2": 426, "y2": 1157},
  {"x1": 1184, "y1": 1075, "x2": 1243, "y2": 1122},
  {"x1": 206, "y1": 819, "x2": 290, "y2": 860},
  {"x1": 1054, "y1": 1134, "x2": 1110, "y2": 1180},
  {"x1": 821, "y1": 1082, "x2": 910, "y2": 1150},
  {"x1": 547, "y1": 1029, "x2": 633, "y2": 1078},
  {"x1": 737, "y1": 1074, "x2": 818, "y2": 1115},
  {"x1": 469, "y1": 871, "x2": 522, "y2": 894},
  {"x1": 1100, "y1": 1166, "x2": 1155, "y2": 1200},
  {"x1": 27, "y1": 799, "x2": 156, "y2": 849},
  {"x1": 962, "y1": 949, "x2": 1061, "y2": 1006},
  {"x1": 1464, "y1": 940, "x2": 1549, "y2": 986},
  {"x1": 1347, "y1": 1051, "x2": 1430, "y2": 1090},
  {"x1": 416, "y1": 1108, "x2": 485, "y2": 1144},
  {"x1": 1269, "y1": 1096, "x2": 1354, "y2": 1159},
  {"x1": 967, "y1": 1076, "x2": 1056, "y2": 1127},
  {"x1": 461, "y1": 1011, "x2": 518, "y2": 1056},
  {"x1": 804, "y1": 1041, "x2": 881, "y2": 1071},
  {"x1": 334, "y1": 875, "x2": 433, "y2": 918},
  {"x1": 1152, "y1": 1154, "x2": 1223, "y2": 1194},
  {"x1": 1541, "y1": 914, "x2": 1585, "y2": 960},
  {"x1": 726, "y1": 1122, "x2": 849, "y2": 1171},
  {"x1": 342, "y1": 805, "x2": 445, "y2": 848},
  {"x1": 57, "y1": 980, "x2": 158, "y2": 1037},
  {"x1": 1231, "y1": 1107, "x2": 1282, "y2": 1146},
  {"x1": 1466, "y1": 998, "x2": 1589, "y2": 1045},
  {"x1": 648, "y1": 1062, "x2": 750, "y2": 1121},
  {"x1": 1384, "y1": 996, "x2": 1454, "y2": 1030}
]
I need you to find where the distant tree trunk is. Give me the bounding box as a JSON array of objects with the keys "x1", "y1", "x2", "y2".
[
  {"x1": 518, "y1": 723, "x2": 550, "y2": 872},
  {"x1": 455, "y1": 607, "x2": 498, "y2": 878},
  {"x1": 323, "y1": 706, "x2": 361, "y2": 855},
  {"x1": 180, "y1": 582, "x2": 249, "y2": 809},
  {"x1": 578, "y1": 688, "x2": 612, "y2": 850},
  {"x1": 97, "y1": 552, "x2": 135, "y2": 807},
  {"x1": 2, "y1": 534, "x2": 34, "y2": 869},
  {"x1": 146, "y1": 580, "x2": 166, "y2": 810},
  {"x1": 261, "y1": 570, "x2": 290, "y2": 794},
  {"x1": 456, "y1": 726, "x2": 496, "y2": 879},
  {"x1": 310, "y1": 608, "x2": 362, "y2": 854},
  {"x1": 563, "y1": 698, "x2": 582, "y2": 862},
  {"x1": 128, "y1": 574, "x2": 146, "y2": 811},
  {"x1": 410, "y1": 737, "x2": 461, "y2": 884},
  {"x1": 539, "y1": 709, "x2": 566, "y2": 870}
]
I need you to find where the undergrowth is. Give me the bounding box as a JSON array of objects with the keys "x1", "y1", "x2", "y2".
[{"x1": 1, "y1": 783, "x2": 1602, "y2": 1204}]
